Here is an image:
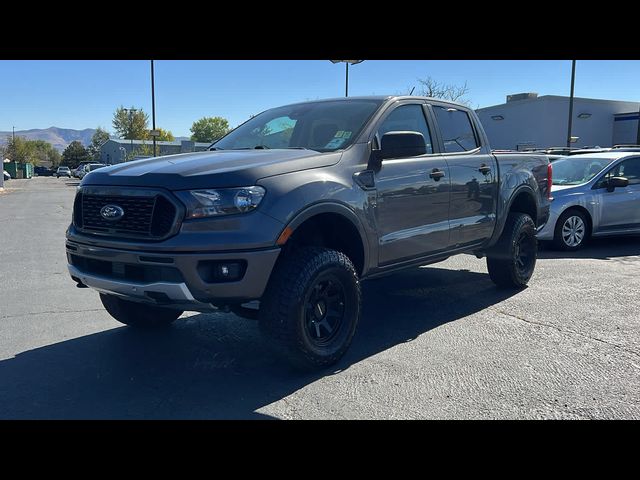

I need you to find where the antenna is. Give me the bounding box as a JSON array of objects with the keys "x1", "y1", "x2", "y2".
[{"x1": 409, "y1": 86, "x2": 415, "y2": 95}]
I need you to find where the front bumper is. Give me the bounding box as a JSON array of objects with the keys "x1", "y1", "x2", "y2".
[{"x1": 66, "y1": 240, "x2": 281, "y2": 311}]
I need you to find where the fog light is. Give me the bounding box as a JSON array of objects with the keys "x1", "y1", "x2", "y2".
[
  {"x1": 197, "y1": 260, "x2": 247, "y2": 283},
  {"x1": 218, "y1": 263, "x2": 242, "y2": 279}
]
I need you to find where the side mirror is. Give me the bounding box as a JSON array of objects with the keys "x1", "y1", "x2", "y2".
[
  {"x1": 379, "y1": 131, "x2": 427, "y2": 161},
  {"x1": 607, "y1": 176, "x2": 629, "y2": 192}
]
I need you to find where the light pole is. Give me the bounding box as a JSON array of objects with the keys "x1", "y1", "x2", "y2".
[
  {"x1": 566, "y1": 60, "x2": 576, "y2": 149},
  {"x1": 151, "y1": 60, "x2": 157, "y2": 157},
  {"x1": 636, "y1": 102, "x2": 640, "y2": 145},
  {"x1": 330, "y1": 60, "x2": 364, "y2": 97}
]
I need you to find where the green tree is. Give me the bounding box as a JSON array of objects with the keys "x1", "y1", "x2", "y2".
[
  {"x1": 87, "y1": 127, "x2": 111, "y2": 161},
  {"x1": 4, "y1": 136, "x2": 62, "y2": 167},
  {"x1": 5, "y1": 136, "x2": 37, "y2": 165},
  {"x1": 61, "y1": 141, "x2": 89, "y2": 167},
  {"x1": 190, "y1": 116, "x2": 230, "y2": 143},
  {"x1": 154, "y1": 128, "x2": 174, "y2": 141},
  {"x1": 47, "y1": 148, "x2": 62, "y2": 168},
  {"x1": 112, "y1": 106, "x2": 149, "y2": 140}
]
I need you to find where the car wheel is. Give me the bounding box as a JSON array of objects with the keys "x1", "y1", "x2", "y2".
[
  {"x1": 486, "y1": 212, "x2": 537, "y2": 289},
  {"x1": 259, "y1": 247, "x2": 361, "y2": 370},
  {"x1": 552, "y1": 209, "x2": 589, "y2": 251},
  {"x1": 100, "y1": 293, "x2": 183, "y2": 328}
]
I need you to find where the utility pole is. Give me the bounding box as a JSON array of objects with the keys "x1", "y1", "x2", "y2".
[
  {"x1": 151, "y1": 60, "x2": 157, "y2": 157},
  {"x1": 636, "y1": 102, "x2": 640, "y2": 145},
  {"x1": 566, "y1": 60, "x2": 576, "y2": 148}
]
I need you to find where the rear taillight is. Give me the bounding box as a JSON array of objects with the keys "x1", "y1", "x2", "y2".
[{"x1": 547, "y1": 162, "x2": 553, "y2": 200}]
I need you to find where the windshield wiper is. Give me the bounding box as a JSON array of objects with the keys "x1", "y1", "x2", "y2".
[{"x1": 232, "y1": 145, "x2": 271, "y2": 150}]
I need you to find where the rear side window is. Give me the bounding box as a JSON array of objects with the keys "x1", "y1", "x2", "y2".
[{"x1": 433, "y1": 106, "x2": 479, "y2": 153}]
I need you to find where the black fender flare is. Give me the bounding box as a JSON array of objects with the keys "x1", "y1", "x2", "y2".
[
  {"x1": 488, "y1": 185, "x2": 538, "y2": 247},
  {"x1": 279, "y1": 201, "x2": 371, "y2": 274}
]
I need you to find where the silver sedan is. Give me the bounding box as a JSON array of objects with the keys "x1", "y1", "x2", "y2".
[{"x1": 537, "y1": 151, "x2": 640, "y2": 250}]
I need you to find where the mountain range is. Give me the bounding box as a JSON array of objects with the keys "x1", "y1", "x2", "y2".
[
  {"x1": 0, "y1": 127, "x2": 97, "y2": 152},
  {"x1": 0, "y1": 127, "x2": 191, "y2": 152}
]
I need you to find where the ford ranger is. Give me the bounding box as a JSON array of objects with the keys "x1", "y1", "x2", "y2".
[{"x1": 66, "y1": 96, "x2": 551, "y2": 369}]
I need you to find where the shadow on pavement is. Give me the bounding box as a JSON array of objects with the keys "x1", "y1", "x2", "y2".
[
  {"x1": 538, "y1": 235, "x2": 640, "y2": 260},
  {"x1": 0, "y1": 266, "x2": 518, "y2": 419}
]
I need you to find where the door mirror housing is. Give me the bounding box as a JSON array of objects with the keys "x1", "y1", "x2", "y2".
[
  {"x1": 379, "y1": 131, "x2": 427, "y2": 161},
  {"x1": 607, "y1": 176, "x2": 629, "y2": 192}
]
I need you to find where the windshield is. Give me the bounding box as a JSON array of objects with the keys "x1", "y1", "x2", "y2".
[
  {"x1": 211, "y1": 100, "x2": 383, "y2": 152},
  {"x1": 551, "y1": 157, "x2": 616, "y2": 185}
]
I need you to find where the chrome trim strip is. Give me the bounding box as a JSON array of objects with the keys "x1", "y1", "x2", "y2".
[{"x1": 68, "y1": 264, "x2": 210, "y2": 308}]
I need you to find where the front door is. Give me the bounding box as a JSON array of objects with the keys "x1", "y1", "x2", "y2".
[
  {"x1": 374, "y1": 103, "x2": 451, "y2": 265},
  {"x1": 431, "y1": 105, "x2": 498, "y2": 247},
  {"x1": 594, "y1": 157, "x2": 640, "y2": 232}
]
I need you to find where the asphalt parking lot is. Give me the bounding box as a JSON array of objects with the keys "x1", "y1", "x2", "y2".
[{"x1": 0, "y1": 177, "x2": 638, "y2": 419}]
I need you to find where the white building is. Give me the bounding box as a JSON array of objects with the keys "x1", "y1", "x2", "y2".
[{"x1": 476, "y1": 93, "x2": 640, "y2": 150}]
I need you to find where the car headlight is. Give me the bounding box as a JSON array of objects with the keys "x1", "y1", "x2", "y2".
[{"x1": 175, "y1": 186, "x2": 266, "y2": 219}]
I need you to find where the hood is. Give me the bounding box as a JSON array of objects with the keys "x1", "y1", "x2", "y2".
[{"x1": 82, "y1": 149, "x2": 341, "y2": 189}]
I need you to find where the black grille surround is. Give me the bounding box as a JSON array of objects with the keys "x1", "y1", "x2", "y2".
[{"x1": 73, "y1": 186, "x2": 183, "y2": 241}]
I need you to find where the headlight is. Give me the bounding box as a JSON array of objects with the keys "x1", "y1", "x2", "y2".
[{"x1": 175, "y1": 186, "x2": 266, "y2": 219}]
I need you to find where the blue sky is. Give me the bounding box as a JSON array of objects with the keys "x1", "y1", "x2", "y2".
[{"x1": 1, "y1": 60, "x2": 639, "y2": 137}]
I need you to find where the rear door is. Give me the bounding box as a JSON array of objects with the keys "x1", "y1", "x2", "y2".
[
  {"x1": 431, "y1": 104, "x2": 498, "y2": 247},
  {"x1": 373, "y1": 102, "x2": 451, "y2": 265},
  {"x1": 593, "y1": 157, "x2": 640, "y2": 232}
]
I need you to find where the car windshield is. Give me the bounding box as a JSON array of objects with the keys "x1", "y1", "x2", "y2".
[
  {"x1": 551, "y1": 157, "x2": 616, "y2": 185},
  {"x1": 211, "y1": 100, "x2": 383, "y2": 152}
]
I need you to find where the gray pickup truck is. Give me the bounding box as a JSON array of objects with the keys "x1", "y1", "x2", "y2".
[{"x1": 66, "y1": 96, "x2": 551, "y2": 368}]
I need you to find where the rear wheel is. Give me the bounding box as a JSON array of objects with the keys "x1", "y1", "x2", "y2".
[
  {"x1": 259, "y1": 247, "x2": 361, "y2": 370},
  {"x1": 487, "y1": 212, "x2": 537, "y2": 289},
  {"x1": 100, "y1": 293, "x2": 183, "y2": 328},
  {"x1": 552, "y1": 209, "x2": 589, "y2": 251}
]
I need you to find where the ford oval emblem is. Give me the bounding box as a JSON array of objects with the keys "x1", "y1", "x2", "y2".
[{"x1": 100, "y1": 204, "x2": 125, "y2": 221}]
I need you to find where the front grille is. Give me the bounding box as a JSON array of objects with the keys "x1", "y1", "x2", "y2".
[
  {"x1": 68, "y1": 254, "x2": 184, "y2": 283},
  {"x1": 74, "y1": 189, "x2": 179, "y2": 240}
]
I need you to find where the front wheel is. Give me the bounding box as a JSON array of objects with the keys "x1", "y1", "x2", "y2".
[
  {"x1": 486, "y1": 213, "x2": 537, "y2": 289},
  {"x1": 259, "y1": 247, "x2": 361, "y2": 370},
  {"x1": 552, "y1": 209, "x2": 589, "y2": 251},
  {"x1": 100, "y1": 294, "x2": 183, "y2": 328}
]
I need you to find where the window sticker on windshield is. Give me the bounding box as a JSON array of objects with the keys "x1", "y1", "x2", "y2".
[
  {"x1": 342, "y1": 131, "x2": 352, "y2": 139},
  {"x1": 324, "y1": 137, "x2": 347, "y2": 149}
]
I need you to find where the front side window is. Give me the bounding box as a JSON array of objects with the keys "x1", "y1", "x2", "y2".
[
  {"x1": 433, "y1": 106, "x2": 479, "y2": 153},
  {"x1": 377, "y1": 104, "x2": 433, "y2": 154},
  {"x1": 605, "y1": 157, "x2": 640, "y2": 186}
]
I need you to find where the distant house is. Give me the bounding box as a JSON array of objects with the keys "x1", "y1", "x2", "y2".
[
  {"x1": 100, "y1": 139, "x2": 211, "y2": 164},
  {"x1": 476, "y1": 93, "x2": 640, "y2": 150}
]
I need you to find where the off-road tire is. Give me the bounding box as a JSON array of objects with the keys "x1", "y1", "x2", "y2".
[
  {"x1": 259, "y1": 247, "x2": 361, "y2": 370},
  {"x1": 486, "y1": 213, "x2": 537, "y2": 289}
]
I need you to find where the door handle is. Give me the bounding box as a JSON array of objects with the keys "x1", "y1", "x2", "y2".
[
  {"x1": 429, "y1": 168, "x2": 446, "y2": 181},
  {"x1": 478, "y1": 164, "x2": 491, "y2": 175}
]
